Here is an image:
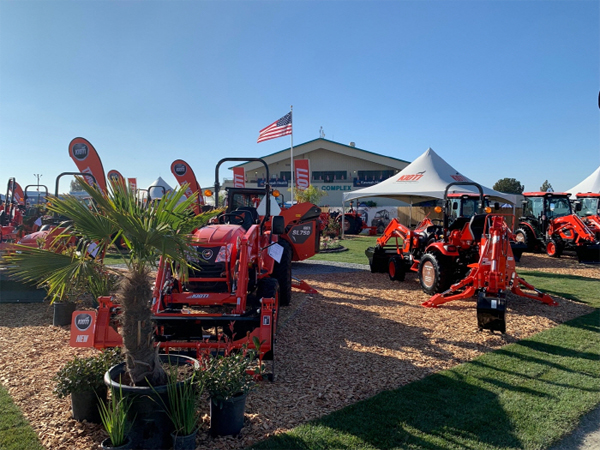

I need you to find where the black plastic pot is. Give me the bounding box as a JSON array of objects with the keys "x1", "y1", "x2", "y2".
[
  {"x1": 100, "y1": 436, "x2": 132, "y2": 450},
  {"x1": 71, "y1": 386, "x2": 107, "y2": 423},
  {"x1": 210, "y1": 392, "x2": 247, "y2": 437},
  {"x1": 171, "y1": 429, "x2": 198, "y2": 450},
  {"x1": 104, "y1": 354, "x2": 199, "y2": 450},
  {"x1": 52, "y1": 302, "x2": 76, "y2": 326}
]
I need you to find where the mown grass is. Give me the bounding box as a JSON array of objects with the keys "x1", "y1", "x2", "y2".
[
  {"x1": 311, "y1": 235, "x2": 378, "y2": 264},
  {"x1": 516, "y1": 270, "x2": 600, "y2": 308},
  {"x1": 0, "y1": 384, "x2": 44, "y2": 450},
  {"x1": 251, "y1": 309, "x2": 600, "y2": 450}
]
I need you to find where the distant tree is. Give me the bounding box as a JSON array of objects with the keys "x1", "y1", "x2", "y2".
[
  {"x1": 540, "y1": 180, "x2": 553, "y2": 192},
  {"x1": 70, "y1": 179, "x2": 84, "y2": 192},
  {"x1": 493, "y1": 178, "x2": 524, "y2": 194}
]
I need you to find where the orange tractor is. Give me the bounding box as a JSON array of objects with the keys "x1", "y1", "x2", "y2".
[
  {"x1": 70, "y1": 158, "x2": 321, "y2": 377},
  {"x1": 515, "y1": 192, "x2": 600, "y2": 263},
  {"x1": 367, "y1": 183, "x2": 554, "y2": 332},
  {"x1": 0, "y1": 178, "x2": 22, "y2": 252},
  {"x1": 574, "y1": 193, "x2": 600, "y2": 240}
]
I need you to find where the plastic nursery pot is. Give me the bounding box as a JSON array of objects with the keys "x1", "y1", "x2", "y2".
[
  {"x1": 171, "y1": 429, "x2": 198, "y2": 450},
  {"x1": 104, "y1": 354, "x2": 199, "y2": 450},
  {"x1": 52, "y1": 302, "x2": 76, "y2": 326},
  {"x1": 210, "y1": 392, "x2": 248, "y2": 437},
  {"x1": 100, "y1": 436, "x2": 132, "y2": 450},
  {"x1": 71, "y1": 385, "x2": 107, "y2": 423}
]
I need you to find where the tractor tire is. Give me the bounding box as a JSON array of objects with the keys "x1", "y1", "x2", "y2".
[
  {"x1": 257, "y1": 278, "x2": 279, "y2": 361},
  {"x1": 514, "y1": 227, "x2": 536, "y2": 252},
  {"x1": 388, "y1": 256, "x2": 406, "y2": 282},
  {"x1": 339, "y1": 216, "x2": 356, "y2": 234},
  {"x1": 418, "y1": 253, "x2": 452, "y2": 295},
  {"x1": 352, "y1": 217, "x2": 364, "y2": 235},
  {"x1": 271, "y1": 239, "x2": 293, "y2": 307},
  {"x1": 546, "y1": 239, "x2": 564, "y2": 258},
  {"x1": 377, "y1": 224, "x2": 385, "y2": 235}
]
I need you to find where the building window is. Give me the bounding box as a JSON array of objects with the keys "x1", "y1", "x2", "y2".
[
  {"x1": 313, "y1": 171, "x2": 347, "y2": 183},
  {"x1": 280, "y1": 171, "x2": 291, "y2": 181},
  {"x1": 356, "y1": 170, "x2": 395, "y2": 182}
]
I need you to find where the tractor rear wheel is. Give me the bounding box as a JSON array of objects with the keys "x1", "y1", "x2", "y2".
[
  {"x1": 352, "y1": 217, "x2": 364, "y2": 234},
  {"x1": 271, "y1": 239, "x2": 292, "y2": 307},
  {"x1": 546, "y1": 239, "x2": 564, "y2": 258},
  {"x1": 515, "y1": 227, "x2": 536, "y2": 252},
  {"x1": 339, "y1": 216, "x2": 355, "y2": 234},
  {"x1": 418, "y1": 253, "x2": 452, "y2": 295},
  {"x1": 388, "y1": 255, "x2": 406, "y2": 282}
]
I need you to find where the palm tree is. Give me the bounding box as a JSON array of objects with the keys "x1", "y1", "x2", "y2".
[{"x1": 6, "y1": 179, "x2": 219, "y2": 386}]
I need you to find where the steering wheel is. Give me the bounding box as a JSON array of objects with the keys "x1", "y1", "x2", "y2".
[{"x1": 219, "y1": 212, "x2": 246, "y2": 225}]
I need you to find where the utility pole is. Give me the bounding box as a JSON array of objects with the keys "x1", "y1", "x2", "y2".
[{"x1": 33, "y1": 173, "x2": 42, "y2": 204}]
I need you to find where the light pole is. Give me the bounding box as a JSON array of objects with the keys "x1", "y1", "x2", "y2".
[{"x1": 33, "y1": 173, "x2": 42, "y2": 204}]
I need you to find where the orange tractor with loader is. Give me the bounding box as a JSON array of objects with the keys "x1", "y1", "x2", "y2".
[
  {"x1": 514, "y1": 191, "x2": 600, "y2": 263},
  {"x1": 367, "y1": 182, "x2": 555, "y2": 332},
  {"x1": 574, "y1": 192, "x2": 600, "y2": 240}
]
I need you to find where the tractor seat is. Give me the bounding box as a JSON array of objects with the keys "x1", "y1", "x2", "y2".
[
  {"x1": 469, "y1": 214, "x2": 488, "y2": 242},
  {"x1": 234, "y1": 207, "x2": 259, "y2": 231}
]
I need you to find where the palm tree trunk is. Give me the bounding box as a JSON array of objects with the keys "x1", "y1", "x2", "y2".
[{"x1": 119, "y1": 268, "x2": 167, "y2": 386}]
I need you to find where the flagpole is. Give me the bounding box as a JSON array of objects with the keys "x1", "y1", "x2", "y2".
[{"x1": 290, "y1": 105, "x2": 294, "y2": 204}]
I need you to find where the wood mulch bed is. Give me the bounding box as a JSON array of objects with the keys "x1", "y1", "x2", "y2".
[{"x1": 0, "y1": 253, "x2": 598, "y2": 450}]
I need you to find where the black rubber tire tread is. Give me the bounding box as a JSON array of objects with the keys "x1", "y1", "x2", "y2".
[
  {"x1": 256, "y1": 278, "x2": 279, "y2": 361},
  {"x1": 271, "y1": 239, "x2": 293, "y2": 307},
  {"x1": 351, "y1": 217, "x2": 364, "y2": 235},
  {"x1": 388, "y1": 255, "x2": 406, "y2": 282},
  {"x1": 339, "y1": 216, "x2": 356, "y2": 234},
  {"x1": 515, "y1": 227, "x2": 537, "y2": 252},
  {"x1": 418, "y1": 253, "x2": 452, "y2": 295}
]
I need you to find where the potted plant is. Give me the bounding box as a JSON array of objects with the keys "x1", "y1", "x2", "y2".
[
  {"x1": 6, "y1": 178, "x2": 220, "y2": 448},
  {"x1": 150, "y1": 365, "x2": 202, "y2": 450},
  {"x1": 200, "y1": 344, "x2": 259, "y2": 437},
  {"x1": 53, "y1": 348, "x2": 122, "y2": 423},
  {"x1": 98, "y1": 384, "x2": 133, "y2": 450}
]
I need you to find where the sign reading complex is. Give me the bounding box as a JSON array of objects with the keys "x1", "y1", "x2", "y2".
[{"x1": 320, "y1": 185, "x2": 353, "y2": 191}]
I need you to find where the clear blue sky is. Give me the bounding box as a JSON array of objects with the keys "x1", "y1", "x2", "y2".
[{"x1": 1, "y1": 0, "x2": 598, "y2": 198}]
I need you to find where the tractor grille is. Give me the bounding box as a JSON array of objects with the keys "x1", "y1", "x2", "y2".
[{"x1": 185, "y1": 246, "x2": 228, "y2": 293}]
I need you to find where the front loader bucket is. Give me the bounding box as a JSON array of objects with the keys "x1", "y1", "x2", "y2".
[
  {"x1": 576, "y1": 244, "x2": 600, "y2": 264},
  {"x1": 510, "y1": 242, "x2": 527, "y2": 263},
  {"x1": 476, "y1": 293, "x2": 506, "y2": 333},
  {"x1": 366, "y1": 246, "x2": 395, "y2": 273}
]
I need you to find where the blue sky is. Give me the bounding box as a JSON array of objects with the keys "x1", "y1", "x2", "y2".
[{"x1": 1, "y1": 0, "x2": 598, "y2": 198}]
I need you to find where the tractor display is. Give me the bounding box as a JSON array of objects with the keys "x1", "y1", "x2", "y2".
[
  {"x1": 514, "y1": 192, "x2": 600, "y2": 263},
  {"x1": 0, "y1": 178, "x2": 22, "y2": 252},
  {"x1": 574, "y1": 193, "x2": 600, "y2": 239}
]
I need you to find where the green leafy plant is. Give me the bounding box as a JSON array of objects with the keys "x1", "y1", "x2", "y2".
[
  {"x1": 200, "y1": 344, "x2": 258, "y2": 406},
  {"x1": 150, "y1": 362, "x2": 202, "y2": 436},
  {"x1": 98, "y1": 384, "x2": 132, "y2": 448},
  {"x1": 53, "y1": 348, "x2": 122, "y2": 398}
]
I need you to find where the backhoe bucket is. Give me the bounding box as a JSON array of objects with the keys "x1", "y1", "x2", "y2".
[
  {"x1": 476, "y1": 293, "x2": 506, "y2": 333},
  {"x1": 576, "y1": 244, "x2": 600, "y2": 264}
]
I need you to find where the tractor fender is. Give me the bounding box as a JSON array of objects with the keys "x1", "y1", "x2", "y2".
[
  {"x1": 424, "y1": 241, "x2": 459, "y2": 257},
  {"x1": 517, "y1": 221, "x2": 538, "y2": 240}
]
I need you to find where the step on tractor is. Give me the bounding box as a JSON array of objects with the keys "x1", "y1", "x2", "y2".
[
  {"x1": 70, "y1": 158, "x2": 321, "y2": 377},
  {"x1": 515, "y1": 192, "x2": 600, "y2": 263},
  {"x1": 574, "y1": 193, "x2": 600, "y2": 240}
]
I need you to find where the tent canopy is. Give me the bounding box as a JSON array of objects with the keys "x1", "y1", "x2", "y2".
[
  {"x1": 566, "y1": 165, "x2": 600, "y2": 199},
  {"x1": 147, "y1": 176, "x2": 173, "y2": 199},
  {"x1": 343, "y1": 148, "x2": 517, "y2": 205}
]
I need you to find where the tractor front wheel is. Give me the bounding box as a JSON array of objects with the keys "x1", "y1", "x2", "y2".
[
  {"x1": 388, "y1": 256, "x2": 406, "y2": 282},
  {"x1": 546, "y1": 239, "x2": 564, "y2": 258},
  {"x1": 271, "y1": 239, "x2": 293, "y2": 306},
  {"x1": 418, "y1": 253, "x2": 452, "y2": 295}
]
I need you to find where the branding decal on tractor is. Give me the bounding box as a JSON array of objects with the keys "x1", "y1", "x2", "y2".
[
  {"x1": 189, "y1": 293, "x2": 209, "y2": 298},
  {"x1": 72, "y1": 143, "x2": 89, "y2": 161},
  {"x1": 201, "y1": 249, "x2": 213, "y2": 260},
  {"x1": 75, "y1": 335, "x2": 89, "y2": 343},
  {"x1": 74, "y1": 313, "x2": 92, "y2": 331}
]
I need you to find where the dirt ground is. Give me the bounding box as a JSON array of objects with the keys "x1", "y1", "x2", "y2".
[{"x1": 0, "y1": 253, "x2": 598, "y2": 450}]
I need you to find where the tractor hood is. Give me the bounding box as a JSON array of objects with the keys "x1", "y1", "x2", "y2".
[{"x1": 192, "y1": 224, "x2": 245, "y2": 246}]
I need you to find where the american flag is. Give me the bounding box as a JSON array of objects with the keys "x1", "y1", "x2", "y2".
[{"x1": 257, "y1": 112, "x2": 292, "y2": 143}]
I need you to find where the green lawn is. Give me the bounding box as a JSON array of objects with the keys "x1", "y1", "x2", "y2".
[
  {"x1": 312, "y1": 235, "x2": 379, "y2": 264},
  {"x1": 0, "y1": 384, "x2": 43, "y2": 450}
]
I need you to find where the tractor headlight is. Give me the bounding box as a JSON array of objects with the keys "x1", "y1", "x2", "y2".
[{"x1": 215, "y1": 244, "x2": 233, "y2": 263}]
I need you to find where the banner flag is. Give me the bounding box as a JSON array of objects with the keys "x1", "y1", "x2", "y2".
[
  {"x1": 233, "y1": 167, "x2": 246, "y2": 188},
  {"x1": 127, "y1": 178, "x2": 137, "y2": 193},
  {"x1": 68, "y1": 137, "x2": 108, "y2": 193},
  {"x1": 294, "y1": 159, "x2": 310, "y2": 190},
  {"x1": 107, "y1": 170, "x2": 126, "y2": 188},
  {"x1": 170, "y1": 159, "x2": 204, "y2": 213},
  {"x1": 13, "y1": 182, "x2": 25, "y2": 205}
]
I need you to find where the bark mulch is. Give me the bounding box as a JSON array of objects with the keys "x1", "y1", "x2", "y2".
[{"x1": 0, "y1": 253, "x2": 597, "y2": 450}]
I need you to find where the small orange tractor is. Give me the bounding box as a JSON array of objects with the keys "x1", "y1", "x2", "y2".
[
  {"x1": 70, "y1": 158, "x2": 321, "y2": 377},
  {"x1": 515, "y1": 192, "x2": 600, "y2": 263},
  {"x1": 574, "y1": 193, "x2": 600, "y2": 240},
  {"x1": 367, "y1": 183, "x2": 553, "y2": 332},
  {"x1": 0, "y1": 178, "x2": 22, "y2": 252}
]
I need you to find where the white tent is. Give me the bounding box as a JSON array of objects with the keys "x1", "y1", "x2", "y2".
[
  {"x1": 147, "y1": 177, "x2": 173, "y2": 200},
  {"x1": 566, "y1": 165, "x2": 600, "y2": 198},
  {"x1": 343, "y1": 148, "x2": 518, "y2": 205}
]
